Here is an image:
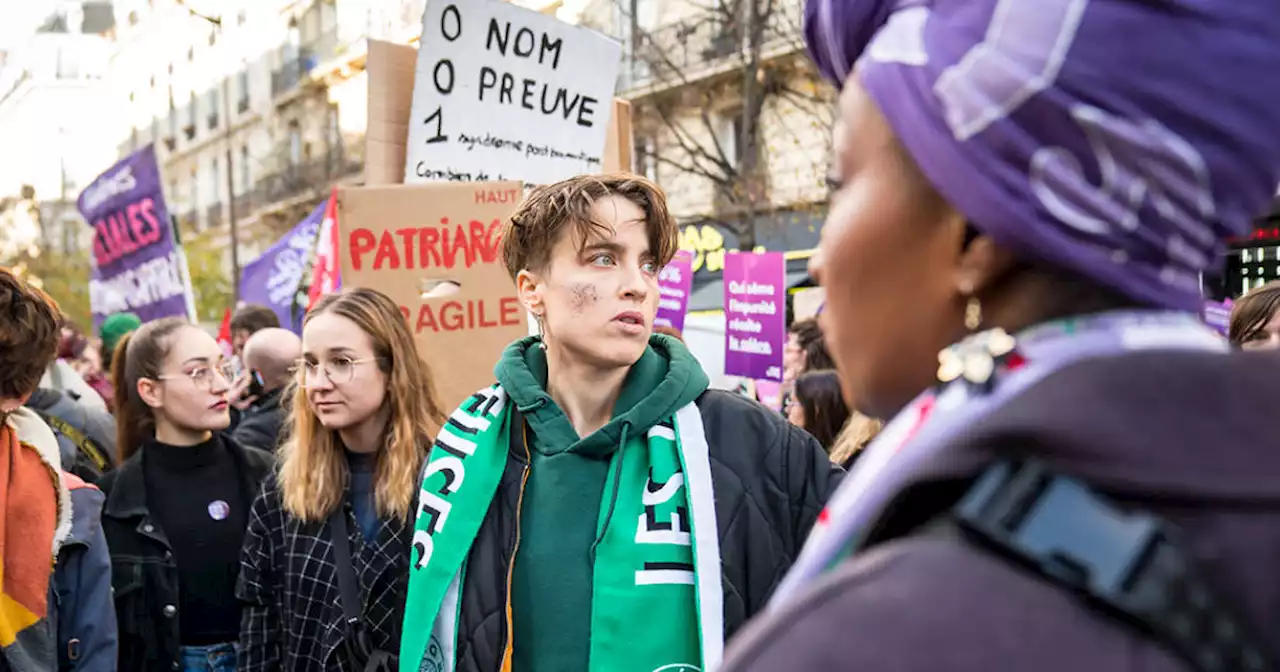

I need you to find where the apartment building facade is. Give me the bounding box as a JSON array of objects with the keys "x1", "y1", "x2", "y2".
[
  {"x1": 111, "y1": 0, "x2": 430, "y2": 268},
  {"x1": 0, "y1": 1, "x2": 119, "y2": 258}
]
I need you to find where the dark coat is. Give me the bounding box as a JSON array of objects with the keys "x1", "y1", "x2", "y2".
[
  {"x1": 98, "y1": 434, "x2": 274, "y2": 672},
  {"x1": 722, "y1": 349, "x2": 1280, "y2": 671},
  {"x1": 232, "y1": 389, "x2": 286, "y2": 453},
  {"x1": 448, "y1": 389, "x2": 843, "y2": 671},
  {"x1": 26, "y1": 388, "x2": 116, "y2": 484}
]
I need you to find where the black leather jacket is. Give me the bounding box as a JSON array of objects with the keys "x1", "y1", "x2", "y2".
[{"x1": 98, "y1": 434, "x2": 274, "y2": 671}]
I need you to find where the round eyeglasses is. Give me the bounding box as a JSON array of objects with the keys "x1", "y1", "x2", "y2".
[
  {"x1": 293, "y1": 356, "x2": 377, "y2": 388},
  {"x1": 156, "y1": 363, "x2": 236, "y2": 391}
]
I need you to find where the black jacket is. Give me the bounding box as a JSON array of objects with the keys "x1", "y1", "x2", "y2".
[
  {"x1": 99, "y1": 434, "x2": 274, "y2": 672},
  {"x1": 450, "y1": 389, "x2": 842, "y2": 671},
  {"x1": 232, "y1": 388, "x2": 286, "y2": 453}
]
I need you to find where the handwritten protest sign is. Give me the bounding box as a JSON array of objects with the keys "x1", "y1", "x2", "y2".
[
  {"x1": 404, "y1": 0, "x2": 622, "y2": 186},
  {"x1": 723, "y1": 251, "x2": 786, "y2": 381},
  {"x1": 240, "y1": 199, "x2": 324, "y2": 333},
  {"x1": 656, "y1": 249, "x2": 693, "y2": 333},
  {"x1": 79, "y1": 145, "x2": 194, "y2": 327},
  {"x1": 337, "y1": 181, "x2": 527, "y2": 412}
]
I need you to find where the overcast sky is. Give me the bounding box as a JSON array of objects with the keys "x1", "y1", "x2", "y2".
[{"x1": 0, "y1": 0, "x2": 53, "y2": 50}]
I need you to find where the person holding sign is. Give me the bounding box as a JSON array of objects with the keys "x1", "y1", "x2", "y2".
[
  {"x1": 721, "y1": 0, "x2": 1280, "y2": 670},
  {"x1": 401, "y1": 174, "x2": 842, "y2": 672},
  {"x1": 238, "y1": 288, "x2": 447, "y2": 672}
]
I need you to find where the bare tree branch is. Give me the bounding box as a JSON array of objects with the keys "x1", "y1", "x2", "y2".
[{"x1": 599, "y1": 0, "x2": 834, "y2": 248}]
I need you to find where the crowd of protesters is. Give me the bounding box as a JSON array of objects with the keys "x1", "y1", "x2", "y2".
[{"x1": 3, "y1": 0, "x2": 1280, "y2": 668}]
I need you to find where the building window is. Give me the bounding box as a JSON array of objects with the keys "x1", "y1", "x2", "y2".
[
  {"x1": 288, "y1": 120, "x2": 302, "y2": 167},
  {"x1": 636, "y1": 136, "x2": 658, "y2": 181},
  {"x1": 236, "y1": 71, "x2": 250, "y2": 113},
  {"x1": 711, "y1": 112, "x2": 743, "y2": 167},
  {"x1": 237, "y1": 10, "x2": 246, "y2": 26},
  {"x1": 210, "y1": 158, "x2": 220, "y2": 205},
  {"x1": 128, "y1": 11, "x2": 138, "y2": 26},
  {"x1": 240, "y1": 145, "x2": 251, "y2": 193},
  {"x1": 207, "y1": 89, "x2": 220, "y2": 130}
]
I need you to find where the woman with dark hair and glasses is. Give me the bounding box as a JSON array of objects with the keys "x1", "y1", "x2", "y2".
[
  {"x1": 99, "y1": 318, "x2": 275, "y2": 671},
  {"x1": 787, "y1": 370, "x2": 850, "y2": 453},
  {"x1": 1229, "y1": 280, "x2": 1280, "y2": 350}
]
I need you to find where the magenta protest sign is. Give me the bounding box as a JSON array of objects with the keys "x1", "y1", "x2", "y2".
[
  {"x1": 79, "y1": 145, "x2": 192, "y2": 327},
  {"x1": 723, "y1": 251, "x2": 786, "y2": 381},
  {"x1": 656, "y1": 249, "x2": 693, "y2": 333}
]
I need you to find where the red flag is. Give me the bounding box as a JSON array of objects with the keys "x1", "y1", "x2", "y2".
[
  {"x1": 308, "y1": 187, "x2": 341, "y2": 310},
  {"x1": 216, "y1": 307, "x2": 233, "y2": 358}
]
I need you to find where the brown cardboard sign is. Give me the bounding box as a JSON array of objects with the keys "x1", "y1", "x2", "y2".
[
  {"x1": 365, "y1": 40, "x2": 418, "y2": 186},
  {"x1": 337, "y1": 181, "x2": 527, "y2": 412},
  {"x1": 602, "y1": 98, "x2": 633, "y2": 174}
]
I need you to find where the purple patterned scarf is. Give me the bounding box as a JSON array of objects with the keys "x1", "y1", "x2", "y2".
[{"x1": 805, "y1": 0, "x2": 1280, "y2": 310}]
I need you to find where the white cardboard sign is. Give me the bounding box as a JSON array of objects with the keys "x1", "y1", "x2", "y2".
[{"x1": 405, "y1": 0, "x2": 623, "y2": 187}]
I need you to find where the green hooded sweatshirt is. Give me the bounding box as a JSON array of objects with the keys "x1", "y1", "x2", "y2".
[{"x1": 495, "y1": 334, "x2": 709, "y2": 672}]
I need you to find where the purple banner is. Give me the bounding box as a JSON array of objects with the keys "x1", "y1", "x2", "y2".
[
  {"x1": 1203, "y1": 298, "x2": 1233, "y2": 336},
  {"x1": 656, "y1": 249, "x2": 694, "y2": 333},
  {"x1": 239, "y1": 200, "x2": 324, "y2": 334},
  {"x1": 723, "y1": 251, "x2": 786, "y2": 381},
  {"x1": 80, "y1": 145, "x2": 190, "y2": 327}
]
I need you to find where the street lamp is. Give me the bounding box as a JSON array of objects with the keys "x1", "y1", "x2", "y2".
[{"x1": 179, "y1": 0, "x2": 242, "y2": 304}]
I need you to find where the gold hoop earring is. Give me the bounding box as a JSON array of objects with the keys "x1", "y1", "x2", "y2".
[{"x1": 964, "y1": 296, "x2": 982, "y2": 332}]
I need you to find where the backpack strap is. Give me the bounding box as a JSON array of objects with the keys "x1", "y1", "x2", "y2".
[
  {"x1": 934, "y1": 459, "x2": 1275, "y2": 672},
  {"x1": 34, "y1": 411, "x2": 110, "y2": 473}
]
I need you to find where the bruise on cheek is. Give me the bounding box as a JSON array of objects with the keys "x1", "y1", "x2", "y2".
[{"x1": 569, "y1": 283, "x2": 600, "y2": 312}]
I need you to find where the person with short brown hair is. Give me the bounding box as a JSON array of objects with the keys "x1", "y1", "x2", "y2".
[
  {"x1": 229, "y1": 304, "x2": 281, "y2": 358},
  {"x1": 0, "y1": 267, "x2": 74, "y2": 672},
  {"x1": 400, "y1": 174, "x2": 841, "y2": 672},
  {"x1": 1229, "y1": 280, "x2": 1280, "y2": 350}
]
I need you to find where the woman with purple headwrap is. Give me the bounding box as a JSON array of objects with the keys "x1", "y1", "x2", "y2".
[{"x1": 721, "y1": 0, "x2": 1280, "y2": 670}]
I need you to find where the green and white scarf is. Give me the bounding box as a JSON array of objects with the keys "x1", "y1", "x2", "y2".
[{"x1": 401, "y1": 384, "x2": 723, "y2": 672}]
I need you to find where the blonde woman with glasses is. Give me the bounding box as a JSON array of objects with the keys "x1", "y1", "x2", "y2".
[
  {"x1": 237, "y1": 287, "x2": 445, "y2": 672},
  {"x1": 100, "y1": 317, "x2": 276, "y2": 671}
]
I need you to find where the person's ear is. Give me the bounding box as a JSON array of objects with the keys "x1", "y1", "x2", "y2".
[
  {"x1": 951, "y1": 224, "x2": 1019, "y2": 299},
  {"x1": 137, "y1": 378, "x2": 164, "y2": 409},
  {"x1": 516, "y1": 269, "x2": 545, "y2": 318}
]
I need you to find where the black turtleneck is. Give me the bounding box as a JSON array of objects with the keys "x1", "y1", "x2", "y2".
[{"x1": 143, "y1": 434, "x2": 248, "y2": 646}]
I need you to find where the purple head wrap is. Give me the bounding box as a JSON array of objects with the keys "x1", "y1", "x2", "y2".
[{"x1": 805, "y1": 0, "x2": 1280, "y2": 310}]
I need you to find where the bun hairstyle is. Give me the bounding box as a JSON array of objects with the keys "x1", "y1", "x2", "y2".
[{"x1": 112, "y1": 317, "x2": 190, "y2": 461}]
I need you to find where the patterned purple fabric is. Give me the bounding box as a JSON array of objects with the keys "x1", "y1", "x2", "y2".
[{"x1": 804, "y1": 0, "x2": 1280, "y2": 310}]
